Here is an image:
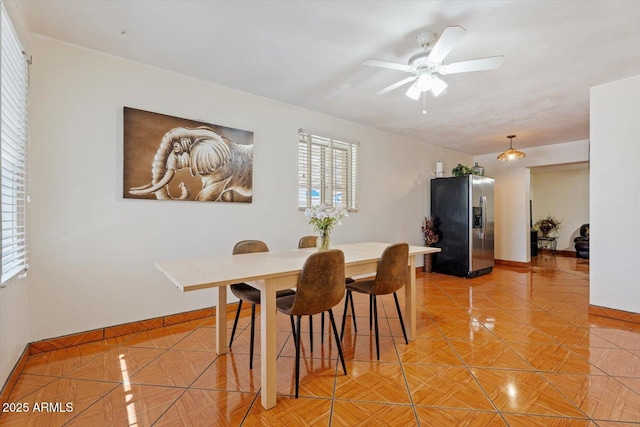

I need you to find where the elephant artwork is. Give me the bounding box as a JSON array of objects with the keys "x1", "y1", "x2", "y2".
[{"x1": 123, "y1": 107, "x2": 253, "y2": 203}]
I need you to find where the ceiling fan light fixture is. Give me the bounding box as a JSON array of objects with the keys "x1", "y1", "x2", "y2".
[
  {"x1": 430, "y1": 75, "x2": 447, "y2": 97},
  {"x1": 405, "y1": 82, "x2": 421, "y2": 100},
  {"x1": 416, "y1": 71, "x2": 433, "y2": 92},
  {"x1": 497, "y1": 135, "x2": 526, "y2": 161}
]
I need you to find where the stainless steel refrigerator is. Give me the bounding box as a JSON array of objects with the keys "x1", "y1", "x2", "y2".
[{"x1": 430, "y1": 175, "x2": 494, "y2": 278}]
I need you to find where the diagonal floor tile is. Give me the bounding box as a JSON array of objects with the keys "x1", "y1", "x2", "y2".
[
  {"x1": 276, "y1": 356, "x2": 339, "y2": 398},
  {"x1": 332, "y1": 400, "x2": 418, "y2": 426},
  {"x1": 0, "y1": 378, "x2": 117, "y2": 426},
  {"x1": 449, "y1": 339, "x2": 532, "y2": 370},
  {"x1": 191, "y1": 353, "x2": 261, "y2": 393},
  {"x1": 65, "y1": 384, "x2": 184, "y2": 426},
  {"x1": 542, "y1": 372, "x2": 640, "y2": 422},
  {"x1": 508, "y1": 343, "x2": 606, "y2": 375},
  {"x1": 64, "y1": 346, "x2": 164, "y2": 382},
  {"x1": 334, "y1": 361, "x2": 410, "y2": 403},
  {"x1": 501, "y1": 413, "x2": 594, "y2": 426},
  {"x1": 403, "y1": 364, "x2": 494, "y2": 410},
  {"x1": 120, "y1": 325, "x2": 194, "y2": 349},
  {"x1": 489, "y1": 323, "x2": 557, "y2": 344},
  {"x1": 340, "y1": 334, "x2": 400, "y2": 363},
  {"x1": 471, "y1": 368, "x2": 587, "y2": 417},
  {"x1": 396, "y1": 337, "x2": 462, "y2": 365},
  {"x1": 154, "y1": 389, "x2": 257, "y2": 427},
  {"x1": 172, "y1": 327, "x2": 218, "y2": 352},
  {"x1": 5, "y1": 374, "x2": 57, "y2": 401},
  {"x1": 414, "y1": 407, "x2": 506, "y2": 426},
  {"x1": 129, "y1": 349, "x2": 217, "y2": 387},
  {"x1": 242, "y1": 395, "x2": 332, "y2": 426},
  {"x1": 584, "y1": 347, "x2": 640, "y2": 377},
  {"x1": 21, "y1": 342, "x2": 112, "y2": 377}
]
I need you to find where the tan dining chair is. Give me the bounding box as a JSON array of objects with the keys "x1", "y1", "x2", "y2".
[
  {"x1": 276, "y1": 249, "x2": 347, "y2": 398},
  {"x1": 340, "y1": 242, "x2": 409, "y2": 360},
  {"x1": 228, "y1": 240, "x2": 296, "y2": 369}
]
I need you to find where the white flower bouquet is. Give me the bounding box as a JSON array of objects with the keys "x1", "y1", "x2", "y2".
[{"x1": 304, "y1": 203, "x2": 347, "y2": 235}]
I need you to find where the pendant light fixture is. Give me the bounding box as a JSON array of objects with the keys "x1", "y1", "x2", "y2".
[{"x1": 497, "y1": 135, "x2": 526, "y2": 161}]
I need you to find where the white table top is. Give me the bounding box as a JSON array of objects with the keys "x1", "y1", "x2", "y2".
[{"x1": 155, "y1": 242, "x2": 440, "y2": 292}]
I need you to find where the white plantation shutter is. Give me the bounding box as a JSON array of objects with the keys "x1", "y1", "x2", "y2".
[
  {"x1": 0, "y1": 4, "x2": 28, "y2": 285},
  {"x1": 298, "y1": 130, "x2": 358, "y2": 211}
]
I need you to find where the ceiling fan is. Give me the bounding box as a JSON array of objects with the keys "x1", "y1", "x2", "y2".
[{"x1": 364, "y1": 26, "x2": 504, "y2": 102}]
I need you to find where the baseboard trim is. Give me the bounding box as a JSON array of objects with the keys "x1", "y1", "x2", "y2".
[
  {"x1": 28, "y1": 305, "x2": 228, "y2": 354},
  {"x1": 495, "y1": 259, "x2": 531, "y2": 268},
  {"x1": 589, "y1": 304, "x2": 640, "y2": 325},
  {"x1": 0, "y1": 345, "x2": 29, "y2": 405}
]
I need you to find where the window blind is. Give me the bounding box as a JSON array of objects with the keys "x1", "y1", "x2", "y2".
[
  {"x1": 298, "y1": 130, "x2": 358, "y2": 211},
  {"x1": 0, "y1": 4, "x2": 28, "y2": 285}
]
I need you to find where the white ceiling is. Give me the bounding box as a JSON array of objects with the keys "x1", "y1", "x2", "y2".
[{"x1": 17, "y1": 0, "x2": 640, "y2": 155}]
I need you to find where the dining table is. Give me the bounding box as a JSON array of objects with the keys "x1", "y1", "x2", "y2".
[{"x1": 155, "y1": 241, "x2": 440, "y2": 410}]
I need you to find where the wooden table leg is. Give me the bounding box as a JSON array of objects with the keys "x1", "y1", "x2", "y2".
[
  {"x1": 216, "y1": 286, "x2": 228, "y2": 354},
  {"x1": 260, "y1": 282, "x2": 277, "y2": 409},
  {"x1": 405, "y1": 257, "x2": 416, "y2": 341}
]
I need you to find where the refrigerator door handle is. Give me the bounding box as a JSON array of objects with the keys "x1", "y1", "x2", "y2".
[{"x1": 480, "y1": 196, "x2": 487, "y2": 239}]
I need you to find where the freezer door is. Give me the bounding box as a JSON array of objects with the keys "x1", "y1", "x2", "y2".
[
  {"x1": 431, "y1": 176, "x2": 471, "y2": 277},
  {"x1": 470, "y1": 176, "x2": 494, "y2": 272}
]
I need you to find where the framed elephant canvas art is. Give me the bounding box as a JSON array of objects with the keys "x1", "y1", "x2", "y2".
[{"x1": 123, "y1": 107, "x2": 253, "y2": 203}]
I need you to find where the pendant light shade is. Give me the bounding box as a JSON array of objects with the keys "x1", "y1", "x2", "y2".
[{"x1": 497, "y1": 135, "x2": 526, "y2": 161}]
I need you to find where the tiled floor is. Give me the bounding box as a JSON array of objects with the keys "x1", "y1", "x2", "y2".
[{"x1": 3, "y1": 255, "x2": 640, "y2": 426}]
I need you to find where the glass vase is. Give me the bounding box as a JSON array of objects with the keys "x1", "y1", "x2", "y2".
[{"x1": 316, "y1": 230, "x2": 331, "y2": 251}]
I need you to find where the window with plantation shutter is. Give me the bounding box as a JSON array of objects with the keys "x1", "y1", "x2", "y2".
[
  {"x1": 0, "y1": 4, "x2": 29, "y2": 286},
  {"x1": 298, "y1": 129, "x2": 358, "y2": 211}
]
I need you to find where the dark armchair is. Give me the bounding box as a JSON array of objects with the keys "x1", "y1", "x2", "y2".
[{"x1": 574, "y1": 224, "x2": 589, "y2": 259}]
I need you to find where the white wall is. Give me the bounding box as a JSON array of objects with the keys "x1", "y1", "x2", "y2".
[
  {"x1": 590, "y1": 75, "x2": 640, "y2": 313},
  {"x1": 475, "y1": 139, "x2": 590, "y2": 263},
  {"x1": 0, "y1": 0, "x2": 32, "y2": 390},
  {"x1": 26, "y1": 36, "x2": 470, "y2": 343},
  {"x1": 531, "y1": 168, "x2": 590, "y2": 251}
]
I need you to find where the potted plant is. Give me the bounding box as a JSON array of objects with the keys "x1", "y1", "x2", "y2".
[
  {"x1": 451, "y1": 163, "x2": 474, "y2": 176},
  {"x1": 451, "y1": 163, "x2": 484, "y2": 177},
  {"x1": 421, "y1": 216, "x2": 439, "y2": 272},
  {"x1": 533, "y1": 215, "x2": 562, "y2": 237}
]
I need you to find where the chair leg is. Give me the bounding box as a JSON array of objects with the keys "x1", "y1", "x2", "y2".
[
  {"x1": 340, "y1": 290, "x2": 351, "y2": 340},
  {"x1": 393, "y1": 292, "x2": 408, "y2": 344},
  {"x1": 349, "y1": 291, "x2": 357, "y2": 332},
  {"x1": 229, "y1": 299, "x2": 243, "y2": 348},
  {"x1": 290, "y1": 315, "x2": 297, "y2": 347},
  {"x1": 295, "y1": 315, "x2": 302, "y2": 398},
  {"x1": 309, "y1": 315, "x2": 314, "y2": 353},
  {"x1": 341, "y1": 290, "x2": 360, "y2": 341},
  {"x1": 249, "y1": 304, "x2": 256, "y2": 370},
  {"x1": 369, "y1": 294, "x2": 374, "y2": 330},
  {"x1": 328, "y1": 309, "x2": 347, "y2": 375},
  {"x1": 321, "y1": 312, "x2": 325, "y2": 344},
  {"x1": 373, "y1": 296, "x2": 380, "y2": 360}
]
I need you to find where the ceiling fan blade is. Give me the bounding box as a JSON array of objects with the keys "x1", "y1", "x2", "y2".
[
  {"x1": 362, "y1": 59, "x2": 412, "y2": 73},
  {"x1": 439, "y1": 56, "x2": 505, "y2": 74},
  {"x1": 426, "y1": 26, "x2": 466, "y2": 64},
  {"x1": 376, "y1": 76, "x2": 416, "y2": 95}
]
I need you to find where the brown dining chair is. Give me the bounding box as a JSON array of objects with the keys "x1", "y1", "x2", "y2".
[
  {"x1": 298, "y1": 235, "x2": 318, "y2": 249},
  {"x1": 297, "y1": 236, "x2": 356, "y2": 349},
  {"x1": 276, "y1": 249, "x2": 347, "y2": 398},
  {"x1": 340, "y1": 243, "x2": 409, "y2": 360},
  {"x1": 228, "y1": 240, "x2": 295, "y2": 369}
]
